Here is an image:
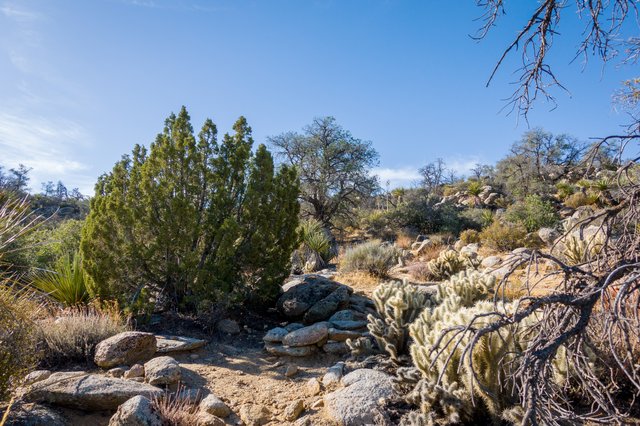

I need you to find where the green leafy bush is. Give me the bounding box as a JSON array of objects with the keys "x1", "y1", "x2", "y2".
[
  {"x1": 479, "y1": 220, "x2": 528, "y2": 251},
  {"x1": 81, "y1": 108, "x2": 300, "y2": 309},
  {"x1": 38, "y1": 304, "x2": 128, "y2": 365},
  {"x1": 31, "y1": 253, "x2": 95, "y2": 306},
  {"x1": 504, "y1": 195, "x2": 559, "y2": 232},
  {"x1": 0, "y1": 284, "x2": 41, "y2": 400},
  {"x1": 339, "y1": 240, "x2": 400, "y2": 277},
  {"x1": 21, "y1": 219, "x2": 84, "y2": 269}
]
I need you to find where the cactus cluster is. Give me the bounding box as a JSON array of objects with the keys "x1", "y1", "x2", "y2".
[
  {"x1": 349, "y1": 280, "x2": 432, "y2": 363},
  {"x1": 400, "y1": 270, "x2": 522, "y2": 425},
  {"x1": 426, "y1": 249, "x2": 481, "y2": 281}
]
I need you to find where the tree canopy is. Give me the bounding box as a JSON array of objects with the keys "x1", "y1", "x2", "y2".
[
  {"x1": 81, "y1": 107, "x2": 300, "y2": 309},
  {"x1": 269, "y1": 116, "x2": 379, "y2": 229}
]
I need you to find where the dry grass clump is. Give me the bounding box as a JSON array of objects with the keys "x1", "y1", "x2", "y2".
[
  {"x1": 0, "y1": 283, "x2": 41, "y2": 400},
  {"x1": 338, "y1": 240, "x2": 400, "y2": 278},
  {"x1": 334, "y1": 271, "x2": 383, "y2": 295},
  {"x1": 38, "y1": 302, "x2": 129, "y2": 366},
  {"x1": 394, "y1": 232, "x2": 415, "y2": 250},
  {"x1": 152, "y1": 389, "x2": 200, "y2": 426},
  {"x1": 415, "y1": 243, "x2": 446, "y2": 262}
]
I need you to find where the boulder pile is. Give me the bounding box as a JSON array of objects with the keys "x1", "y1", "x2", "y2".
[{"x1": 265, "y1": 275, "x2": 375, "y2": 357}]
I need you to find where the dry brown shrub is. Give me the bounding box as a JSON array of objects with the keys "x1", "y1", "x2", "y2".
[
  {"x1": 395, "y1": 231, "x2": 415, "y2": 250},
  {"x1": 0, "y1": 283, "x2": 41, "y2": 400},
  {"x1": 38, "y1": 302, "x2": 129, "y2": 366},
  {"x1": 417, "y1": 243, "x2": 445, "y2": 262},
  {"x1": 152, "y1": 388, "x2": 200, "y2": 426}
]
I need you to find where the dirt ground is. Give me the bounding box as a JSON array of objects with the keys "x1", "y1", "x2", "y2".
[{"x1": 42, "y1": 306, "x2": 350, "y2": 425}]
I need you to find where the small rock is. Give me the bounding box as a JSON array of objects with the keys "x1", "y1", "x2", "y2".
[
  {"x1": 282, "y1": 322, "x2": 329, "y2": 347},
  {"x1": 265, "y1": 343, "x2": 316, "y2": 357},
  {"x1": 481, "y1": 255, "x2": 502, "y2": 269},
  {"x1": 538, "y1": 227, "x2": 560, "y2": 245},
  {"x1": 262, "y1": 327, "x2": 288, "y2": 343},
  {"x1": 239, "y1": 404, "x2": 271, "y2": 426},
  {"x1": 23, "y1": 370, "x2": 52, "y2": 385},
  {"x1": 124, "y1": 364, "x2": 144, "y2": 379},
  {"x1": 284, "y1": 323, "x2": 305, "y2": 332},
  {"x1": 144, "y1": 356, "x2": 181, "y2": 386},
  {"x1": 284, "y1": 399, "x2": 304, "y2": 421},
  {"x1": 322, "y1": 341, "x2": 349, "y2": 355},
  {"x1": 108, "y1": 395, "x2": 163, "y2": 426},
  {"x1": 190, "y1": 354, "x2": 200, "y2": 360},
  {"x1": 328, "y1": 310, "x2": 358, "y2": 322},
  {"x1": 322, "y1": 362, "x2": 344, "y2": 387},
  {"x1": 328, "y1": 328, "x2": 361, "y2": 342},
  {"x1": 310, "y1": 399, "x2": 324, "y2": 409},
  {"x1": 199, "y1": 394, "x2": 231, "y2": 418},
  {"x1": 217, "y1": 319, "x2": 241, "y2": 335},
  {"x1": 285, "y1": 365, "x2": 299, "y2": 377},
  {"x1": 329, "y1": 320, "x2": 367, "y2": 330},
  {"x1": 155, "y1": 335, "x2": 207, "y2": 354},
  {"x1": 306, "y1": 378, "x2": 321, "y2": 396},
  {"x1": 195, "y1": 412, "x2": 225, "y2": 426},
  {"x1": 94, "y1": 332, "x2": 157, "y2": 369}
]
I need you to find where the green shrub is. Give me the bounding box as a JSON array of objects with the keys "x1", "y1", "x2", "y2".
[
  {"x1": 339, "y1": 240, "x2": 400, "y2": 277},
  {"x1": 21, "y1": 219, "x2": 84, "y2": 269},
  {"x1": 0, "y1": 284, "x2": 41, "y2": 400},
  {"x1": 459, "y1": 229, "x2": 480, "y2": 245},
  {"x1": 479, "y1": 221, "x2": 528, "y2": 251},
  {"x1": 504, "y1": 195, "x2": 559, "y2": 232},
  {"x1": 81, "y1": 108, "x2": 300, "y2": 309},
  {"x1": 466, "y1": 180, "x2": 483, "y2": 197},
  {"x1": 31, "y1": 253, "x2": 95, "y2": 306},
  {"x1": 459, "y1": 208, "x2": 492, "y2": 230},
  {"x1": 38, "y1": 304, "x2": 128, "y2": 365}
]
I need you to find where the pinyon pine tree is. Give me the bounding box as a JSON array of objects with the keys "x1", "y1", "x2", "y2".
[{"x1": 81, "y1": 107, "x2": 299, "y2": 309}]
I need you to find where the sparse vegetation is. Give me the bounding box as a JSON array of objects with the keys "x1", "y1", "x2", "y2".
[
  {"x1": 479, "y1": 220, "x2": 528, "y2": 251},
  {"x1": 38, "y1": 304, "x2": 128, "y2": 366},
  {"x1": 339, "y1": 240, "x2": 400, "y2": 278}
]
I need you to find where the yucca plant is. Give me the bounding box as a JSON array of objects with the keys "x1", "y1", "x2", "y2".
[
  {"x1": 32, "y1": 252, "x2": 94, "y2": 306},
  {"x1": 296, "y1": 219, "x2": 333, "y2": 272}
]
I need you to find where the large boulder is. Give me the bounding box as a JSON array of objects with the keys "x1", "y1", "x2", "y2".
[
  {"x1": 538, "y1": 227, "x2": 560, "y2": 245},
  {"x1": 109, "y1": 395, "x2": 163, "y2": 426},
  {"x1": 95, "y1": 332, "x2": 157, "y2": 368},
  {"x1": 144, "y1": 356, "x2": 181, "y2": 386},
  {"x1": 303, "y1": 286, "x2": 351, "y2": 323},
  {"x1": 277, "y1": 275, "x2": 352, "y2": 320},
  {"x1": 323, "y1": 369, "x2": 394, "y2": 426},
  {"x1": 25, "y1": 373, "x2": 163, "y2": 411}
]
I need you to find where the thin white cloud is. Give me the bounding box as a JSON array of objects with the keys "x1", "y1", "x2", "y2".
[
  {"x1": 0, "y1": 3, "x2": 39, "y2": 22},
  {"x1": 372, "y1": 166, "x2": 421, "y2": 189},
  {"x1": 0, "y1": 112, "x2": 93, "y2": 193},
  {"x1": 446, "y1": 157, "x2": 483, "y2": 177}
]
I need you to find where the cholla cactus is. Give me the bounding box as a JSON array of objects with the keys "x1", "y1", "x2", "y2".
[
  {"x1": 395, "y1": 270, "x2": 521, "y2": 424},
  {"x1": 346, "y1": 336, "x2": 376, "y2": 356},
  {"x1": 433, "y1": 269, "x2": 495, "y2": 307},
  {"x1": 427, "y1": 250, "x2": 465, "y2": 280},
  {"x1": 366, "y1": 280, "x2": 432, "y2": 363},
  {"x1": 408, "y1": 300, "x2": 520, "y2": 424}
]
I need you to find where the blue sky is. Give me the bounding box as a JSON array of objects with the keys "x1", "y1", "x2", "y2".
[{"x1": 0, "y1": 0, "x2": 637, "y2": 194}]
